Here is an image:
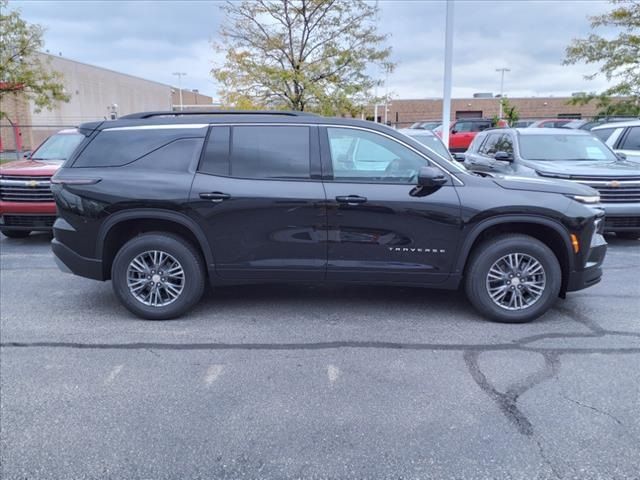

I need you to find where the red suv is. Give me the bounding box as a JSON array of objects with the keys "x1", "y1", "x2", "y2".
[
  {"x1": 0, "y1": 129, "x2": 84, "y2": 238},
  {"x1": 436, "y1": 119, "x2": 493, "y2": 152}
]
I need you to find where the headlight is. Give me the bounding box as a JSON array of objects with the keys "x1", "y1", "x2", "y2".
[{"x1": 567, "y1": 194, "x2": 600, "y2": 204}]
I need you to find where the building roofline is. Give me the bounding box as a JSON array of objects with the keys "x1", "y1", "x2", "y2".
[{"x1": 39, "y1": 52, "x2": 177, "y2": 90}]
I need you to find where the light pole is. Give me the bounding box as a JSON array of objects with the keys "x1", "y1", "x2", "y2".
[
  {"x1": 496, "y1": 67, "x2": 510, "y2": 118},
  {"x1": 441, "y1": 0, "x2": 455, "y2": 149},
  {"x1": 172, "y1": 72, "x2": 187, "y2": 111}
]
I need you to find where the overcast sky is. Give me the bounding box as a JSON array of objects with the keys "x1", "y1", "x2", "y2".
[{"x1": 12, "y1": 0, "x2": 614, "y2": 100}]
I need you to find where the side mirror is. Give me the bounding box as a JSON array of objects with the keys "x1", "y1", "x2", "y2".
[
  {"x1": 452, "y1": 153, "x2": 466, "y2": 162},
  {"x1": 417, "y1": 166, "x2": 448, "y2": 187},
  {"x1": 451, "y1": 129, "x2": 458, "y2": 134},
  {"x1": 494, "y1": 151, "x2": 513, "y2": 162},
  {"x1": 22, "y1": 151, "x2": 32, "y2": 159},
  {"x1": 616, "y1": 152, "x2": 627, "y2": 161}
]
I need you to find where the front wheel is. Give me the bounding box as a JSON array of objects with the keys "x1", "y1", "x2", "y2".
[
  {"x1": 1, "y1": 229, "x2": 31, "y2": 239},
  {"x1": 111, "y1": 233, "x2": 206, "y2": 320},
  {"x1": 464, "y1": 234, "x2": 561, "y2": 323}
]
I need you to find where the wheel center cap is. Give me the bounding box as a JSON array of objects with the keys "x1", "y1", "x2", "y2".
[
  {"x1": 152, "y1": 274, "x2": 161, "y2": 283},
  {"x1": 511, "y1": 277, "x2": 521, "y2": 286}
]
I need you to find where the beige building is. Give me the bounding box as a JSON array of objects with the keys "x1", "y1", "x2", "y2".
[{"x1": 1, "y1": 53, "x2": 214, "y2": 152}]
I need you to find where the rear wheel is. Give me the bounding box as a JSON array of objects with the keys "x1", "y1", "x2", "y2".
[
  {"x1": 1, "y1": 230, "x2": 31, "y2": 239},
  {"x1": 616, "y1": 231, "x2": 640, "y2": 240},
  {"x1": 111, "y1": 233, "x2": 205, "y2": 320},
  {"x1": 464, "y1": 234, "x2": 561, "y2": 323}
]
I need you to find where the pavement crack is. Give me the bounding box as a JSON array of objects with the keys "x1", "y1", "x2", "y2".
[
  {"x1": 554, "y1": 305, "x2": 606, "y2": 335},
  {"x1": 463, "y1": 351, "x2": 560, "y2": 437},
  {"x1": 561, "y1": 394, "x2": 640, "y2": 444},
  {"x1": 534, "y1": 435, "x2": 562, "y2": 479}
]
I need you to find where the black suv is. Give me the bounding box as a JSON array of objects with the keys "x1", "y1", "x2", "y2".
[{"x1": 51, "y1": 111, "x2": 607, "y2": 323}]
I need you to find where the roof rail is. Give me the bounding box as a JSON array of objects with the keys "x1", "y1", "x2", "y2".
[{"x1": 119, "y1": 110, "x2": 317, "y2": 120}]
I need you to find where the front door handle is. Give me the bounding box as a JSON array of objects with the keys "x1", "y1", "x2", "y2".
[
  {"x1": 336, "y1": 195, "x2": 367, "y2": 205},
  {"x1": 199, "y1": 192, "x2": 231, "y2": 202}
]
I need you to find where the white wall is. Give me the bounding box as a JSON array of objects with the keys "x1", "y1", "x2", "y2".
[{"x1": 29, "y1": 54, "x2": 173, "y2": 145}]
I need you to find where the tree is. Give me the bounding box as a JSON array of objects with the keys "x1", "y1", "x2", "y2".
[
  {"x1": 212, "y1": 0, "x2": 393, "y2": 115},
  {"x1": 564, "y1": 0, "x2": 640, "y2": 115},
  {"x1": 0, "y1": 0, "x2": 69, "y2": 119}
]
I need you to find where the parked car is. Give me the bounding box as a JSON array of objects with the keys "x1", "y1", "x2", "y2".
[
  {"x1": 512, "y1": 120, "x2": 537, "y2": 128},
  {"x1": 0, "y1": 129, "x2": 84, "y2": 238},
  {"x1": 409, "y1": 121, "x2": 441, "y2": 131},
  {"x1": 52, "y1": 110, "x2": 606, "y2": 323},
  {"x1": 396, "y1": 128, "x2": 453, "y2": 161},
  {"x1": 527, "y1": 119, "x2": 573, "y2": 129},
  {"x1": 563, "y1": 117, "x2": 638, "y2": 131},
  {"x1": 590, "y1": 120, "x2": 640, "y2": 164},
  {"x1": 434, "y1": 118, "x2": 493, "y2": 152},
  {"x1": 463, "y1": 128, "x2": 640, "y2": 238}
]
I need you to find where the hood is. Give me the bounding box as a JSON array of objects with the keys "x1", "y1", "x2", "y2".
[
  {"x1": 492, "y1": 175, "x2": 598, "y2": 196},
  {"x1": 522, "y1": 158, "x2": 640, "y2": 178},
  {"x1": 0, "y1": 159, "x2": 62, "y2": 176}
]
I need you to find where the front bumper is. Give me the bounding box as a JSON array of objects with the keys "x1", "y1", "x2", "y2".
[
  {"x1": 0, "y1": 214, "x2": 56, "y2": 231},
  {"x1": 566, "y1": 231, "x2": 607, "y2": 292},
  {"x1": 600, "y1": 202, "x2": 640, "y2": 232},
  {"x1": 51, "y1": 238, "x2": 104, "y2": 280}
]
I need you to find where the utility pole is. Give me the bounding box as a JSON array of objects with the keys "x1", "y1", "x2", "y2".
[
  {"x1": 384, "y1": 65, "x2": 390, "y2": 125},
  {"x1": 172, "y1": 72, "x2": 187, "y2": 111},
  {"x1": 496, "y1": 67, "x2": 510, "y2": 118},
  {"x1": 441, "y1": 0, "x2": 454, "y2": 149}
]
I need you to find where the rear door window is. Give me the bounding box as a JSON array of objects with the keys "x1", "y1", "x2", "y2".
[
  {"x1": 230, "y1": 126, "x2": 310, "y2": 179},
  {"x1": 620, "y1": 127, "x2": 640, "y2": 150},
  {"x1": 592, "y1": 128, "x2": 616, "y2": 143}
]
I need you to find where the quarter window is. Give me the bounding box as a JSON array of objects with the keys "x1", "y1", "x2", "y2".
[
  {"x1": 327, "y1": 128, "x2": 428, "y2": 183},
  {"x1": 74, "y1": 128, "x2": 206, "y2": 168}
]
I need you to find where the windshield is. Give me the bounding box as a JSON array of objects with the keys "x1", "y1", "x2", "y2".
[
  {"x1": 408, "y1": 134, "x2": 451, "y2": 159},
  {"x1": 519, "y1": 134, "x2": 618, "y2": 161},
  {"x1": 31, "y1": 132, "x2": 84, "y2": 161}
]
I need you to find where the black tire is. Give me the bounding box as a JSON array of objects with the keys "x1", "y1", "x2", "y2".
[
  {"x1": 464, "y1": 234, "x2": 561, "y2": 323},
  {"x1": 1, "y1": 230, "x2": 31, "y2": 239},
  {"x1": 616, "y1": 231, "x2": 640, "y2": 240},
  {"x1": 111, "y1": 232, "x2": 206, "y2": 320}
]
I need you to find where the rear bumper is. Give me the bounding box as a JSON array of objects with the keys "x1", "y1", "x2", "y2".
[
  {"x1": 566, "y1": 233, "x2": 607, "y2": 292},
  {"x1": 51, "y1": 238, "x2": 104, "y2": 280}
]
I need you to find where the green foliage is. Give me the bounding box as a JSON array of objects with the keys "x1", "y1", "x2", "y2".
[
  {"x1": 0, "y1": 0, "x2": 69, "y2": 118},
  {"x1": 564, "y1": 0, "x2": 640, "y2": 114},
  {"x1": 501, "y1": 97, "x2": 519, "y2": 126},
  {"x1": 212, "y1": 0, "x2": 393, "y2": 114}
]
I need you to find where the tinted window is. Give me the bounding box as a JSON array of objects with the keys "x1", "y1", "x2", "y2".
[
  {"x1": 74, "y1": 128, "x2": 206, "y2": 167},
  {"x1": 134, "y1": 138, "x2": 204, "y2": 171},
  {"x1": 230, "y1": 126, "x2": 310, "y2": 179},
  {"x1": 472, "y1": 121, "x2": 492, "y2": 132},
  {"x1": 620, "y1": 127, "x2": 640, "y2": 150},
  {"x1": 199, "y1": 127, "x2": 230, "y2": 175},
  {"x1": 453, "y1": 122, "x2": 474, "y2": 133},
  {"x1": 327, "y1": 128, "x2": 428, "y2": 183},
  {"x1": 591, "y1": 128, "x2": 616, "y2": 142},
  {"x1": 519, "y1": 134, "x2": 617, "y2": 161},
  {"x1": 31, "y1": 133, "x2": 84, "y2": 162}
]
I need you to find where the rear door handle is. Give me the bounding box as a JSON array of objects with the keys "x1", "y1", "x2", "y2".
[
  {"x1": 199, "y1": 192, "x2": 231, "y2": 202},
  {"x1": 336, "y1": 195, "x2": 367, "y2": 205}
]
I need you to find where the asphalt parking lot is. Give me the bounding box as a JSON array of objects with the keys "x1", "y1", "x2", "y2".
[{"x1": 1, "y1": 233, "x2": 639, "y2": 479}]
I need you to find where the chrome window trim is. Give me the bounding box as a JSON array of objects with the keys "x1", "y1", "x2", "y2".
[{"x1": 104, "y1": 124, "x2": 209, "y2": 131}]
